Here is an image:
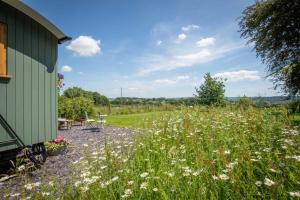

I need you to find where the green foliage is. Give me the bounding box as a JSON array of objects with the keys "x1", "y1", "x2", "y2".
[
  {"x1": 288, "y1": 99, "x2": 300, "y2": 114},
  {"x1": 195, "y1": 73, "x2": 226, "y2": 106},
  {"x1": 72, "y1": 96, "x2": 95, "y2": 119},
  {"x1": 110, "y1": 97, "x2": 197, "y2": 106},
  {"x1": 63, "y1": 87, "x2": 110, "y2": 106},
  {"x1": 239, "y1": 0, "x2": 300, "y2": 95},
  {"x1": 58, "y1": 96, "x2": 94, "y2": 120},
  {"x1": 45, "y1": 141, "x2": 68, "y2": 151},
  {"x1": 92, "y1": 92, "x2": 110, "y2": 106},
  {"x1": 275, "y1": 64, "x2": 300, "y2": 96},
  {"x1": 58, "y1": 96, "x2": 74, "y2": 119},
  {"x1": 63, "y1": 87, "x2": 87, "y2": 98},
  {"x1": 237, "y1": 96, "x2": 254, "y2": 109},
  {"x1": 45, "y1": 142, "x2": 68, "y2": 156}
]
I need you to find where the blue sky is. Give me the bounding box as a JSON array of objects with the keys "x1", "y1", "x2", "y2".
[{"x1": 25, "y1": 0, "x2": 280, "y2": 98}]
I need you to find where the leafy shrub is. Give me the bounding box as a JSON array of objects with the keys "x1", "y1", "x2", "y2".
[
  {"x1": 237, "y1": 96, "x2": 254, "y2": 109},
  {"x1": 58, "y1": 96, "x2": 75, "y2": 119},
  {"x1": 58, "y1": 96, "x2": 94, "y2": 120},
  {"x1": 63, "y1": 87, "x2": 110, "y2": 106}
]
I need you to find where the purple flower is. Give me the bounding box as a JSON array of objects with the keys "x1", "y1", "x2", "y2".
[{"x1": 58, "y1": 73, "x2": 64, "y2": 79}]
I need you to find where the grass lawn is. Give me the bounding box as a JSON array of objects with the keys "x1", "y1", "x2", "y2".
[{"x1": 106, "y1": 111, "x2": 173, "y2": 129}]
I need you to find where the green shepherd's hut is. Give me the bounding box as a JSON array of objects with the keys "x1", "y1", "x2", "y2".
[{"x1": 0, "y1": 0, "x2": 71, "y2": 164}]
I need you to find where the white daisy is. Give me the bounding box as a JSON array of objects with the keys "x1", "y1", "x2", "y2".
[{"x1": 264, "y1": 178, "x2": 275, "y2": 186}]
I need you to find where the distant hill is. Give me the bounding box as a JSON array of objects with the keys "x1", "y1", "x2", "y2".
[
  {"x1": 227, "y1": 96, "x2": 291, "y2": 104},
  {"x1": 109, "y1": 96, "x2": 292, "y2": 106}
]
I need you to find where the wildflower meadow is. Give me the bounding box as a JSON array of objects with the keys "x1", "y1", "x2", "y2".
[{"x1": 12, "y1": 106, "x2": 300, "y2": 199}]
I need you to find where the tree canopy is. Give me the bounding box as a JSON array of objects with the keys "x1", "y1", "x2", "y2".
[
  {"x1": 239, "y1": 0, "x2": 300, "y2": 96},
  {"x1": 63, "y1": 87, "x2": 109, "y2": 106},
  {"x1": 194, "y1": 73, "x2": 226, "y2": 106}
]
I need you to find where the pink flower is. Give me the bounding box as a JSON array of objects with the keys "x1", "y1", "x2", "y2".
[{"x1": 54, "y1": 135, "x2": 66, "y2": 144}]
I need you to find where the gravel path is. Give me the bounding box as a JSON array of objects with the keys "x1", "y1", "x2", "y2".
[{"x1": 0, "y1": 126, "x2": 135, "y2": 199}]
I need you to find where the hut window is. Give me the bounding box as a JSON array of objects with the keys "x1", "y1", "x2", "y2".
[{"x1": 0, "y1": 22, "x2": 7, "y2": 76}]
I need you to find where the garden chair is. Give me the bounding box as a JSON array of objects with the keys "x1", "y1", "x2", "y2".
[
  {"x1": 84, "y1": 111, "x2": 95, "y2": 128},
  {"x1": 96, "y1": 113, "x2": 107, "y2": 130}
]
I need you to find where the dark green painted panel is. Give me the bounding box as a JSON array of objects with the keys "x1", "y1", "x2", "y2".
[
  {"x1": 54, "y1": 43, "x2": 58, "y2": 138},
  {"x1": 5, "y1": 7, "x2": 17, "y2": 150},
  {"x1": 23, "y1": 16, "x2": 32, "y2": 145},
  {"x1": 38, "y1": 26, "x2": 45, "y2": 142},
  {"x1": 15, "y1": 12, "x2": 24, "y2": 144},
  {"x1": 0, "y1": 3, "x2": 59, "y2": 152},
  {"x1": 50, "y1": 35, "x2": 57, "y2": 139},
  {"x1": 45, "y1": 31, "x2": 51, "y2": 142},
  {"x1": 31, "y1": 20, "x2": 39, "y2": 145}
]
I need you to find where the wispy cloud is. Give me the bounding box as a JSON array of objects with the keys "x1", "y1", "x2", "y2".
[
  {"x1": 213, "y1": 70, "x2": 261, "y2": 82},
  {"x1": 156, "y1": 40, "x2": 163, "y2": 46},
  {"x1": 181, "y1": 24, "x2": 200, "y2": 32},
  {"x1": 66, "y1": 36, "x2": 101, "y2": 56},
  {"x1": 154, "y1": 79, "x2": 177, "y2": 85},
  {"x1": 196, "y1": 37, "x2": 216, "y2": 47},
  {"x1": 61, "y1": 65, "x2": 72, "y2": 72},
  {"x1": 177, "y1": 33, "x2": 187, "y2": 43},
  {"x1": 176, "y1": 75, "x2": 190, "y2": 80},
  {"x1": 137, "y1": 42, "x2": 244, "y2": 75},
  {"x1": 135, "y1": 22, "x2": 246, "y2": 76},
  {"x1": 154, "y1": 75, "x2": 190, "y2": 85}
]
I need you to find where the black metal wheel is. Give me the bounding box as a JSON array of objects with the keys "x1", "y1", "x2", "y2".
[{"x1": 31, "y1": 143, "x2": 47, "y2": 164}]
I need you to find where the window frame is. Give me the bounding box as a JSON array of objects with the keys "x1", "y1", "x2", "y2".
[{"x1": 0, "y1": 21, "x2": 11, "y2": 79}]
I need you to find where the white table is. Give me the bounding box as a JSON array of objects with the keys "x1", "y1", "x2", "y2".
[{"x1": 96, "y1": 114, "x2": 107, "y2": 128}]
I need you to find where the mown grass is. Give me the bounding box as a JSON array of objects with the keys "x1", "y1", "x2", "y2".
[
  {"x1": 6, "y1": 107, "x2": 300, "y2": 199},
  {"x1": 95, "y1": 105, "x2": 179, "y2": 116},
  {"x1": 106, "y1": 111, "x2": 173, "y2": 129}
]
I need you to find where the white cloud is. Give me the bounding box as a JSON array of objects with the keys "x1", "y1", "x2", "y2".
[
  {"x1": 182, "y1": 24, "x2": 200, "y2": 32},
  {"x1": 128, "y1": 87, "x2": 139, "y2": 91},
  {"x1": 213, "y1": 70, "x2": 261, "y2": 82},
  {"x1": 154, "y1": 79, "x2": 177, "y2": 85},
  {"x1": 154, "y1": 75, "x2": 190, "y2": 85},
  {"x1": 61, "y1": 65, "x2": 72, "y2": 72},
  {"x1": 66, "y1": 36, "x2": 101, "y2": 56},
  {"x1": 177, "y1": 33, "x2": 187, "y2": 42},
  {"x1": 175, "y1": 49, "x2": 211, "y2": 63},
  {"x1": 196, "y1": 37, "x2": 216, "y2": 47},
  {"x1": 156, "y1": 40, "x2": 162, "y2": 46},
  {"x1": 137, "y1": 43, "x2": 244, "y2": 75},
  {"x1": 176, "y1": 75, "x2": 190, "y2": 80}
]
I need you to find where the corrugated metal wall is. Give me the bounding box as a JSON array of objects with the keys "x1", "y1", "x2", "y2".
[{"x1": 0, "y1": 2, "x2": 58, "y2": 151}]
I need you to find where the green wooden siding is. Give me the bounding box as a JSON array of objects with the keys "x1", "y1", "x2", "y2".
[{"x1": 0, "y1": 3, "x2": 58, "y2": 151}]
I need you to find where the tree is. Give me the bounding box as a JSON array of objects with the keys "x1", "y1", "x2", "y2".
[
  {"x1": 237, "y1": 95, "x2": 254, "y2": 110},
  {"x1": 63, "y1": 87, "x2": 110, "y2": 106},
  {"x1": 273, "y1": 64, "x2": 300, "y2": 95},
  {"x1": 63, "y1": 87, "x2": 87, "y2": 98},
  {"x1": 194, "y1": 73, "x2": 226, "y2": 106},
  {"x1": 91, "y1": 92, "x2": 110, "y2": 106},
  {"x1": 239, "y1": 0, "x2": 300, "y2": 96}
]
